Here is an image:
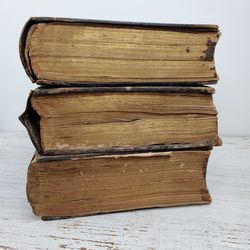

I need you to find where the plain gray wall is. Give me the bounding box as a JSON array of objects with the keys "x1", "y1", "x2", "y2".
[{"x1": 0, "y1": 0, "x2": 250, "y2": 135}]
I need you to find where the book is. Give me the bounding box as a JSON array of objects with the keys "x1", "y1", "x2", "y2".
[
  {"x1": 19, "y1": 17, "x2": 222, "y2": 220},
  {"x1": 27, "y1": 150, "x2": 212, "y2": 220},
  {"x1": 20, "y1": 86, "x2": 221, "y2": 156},
  {"x1": 20, "y1": 17, "x2": 220, "y2": 86}
]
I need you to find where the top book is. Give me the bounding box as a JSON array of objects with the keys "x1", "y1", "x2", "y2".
[{"x1": 20, "y1": 17, "x2": 220, "y2": 86}]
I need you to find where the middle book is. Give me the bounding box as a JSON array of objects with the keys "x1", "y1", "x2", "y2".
[{"x1": 20, "y1": 86, "x2": 220, "y2": 156}]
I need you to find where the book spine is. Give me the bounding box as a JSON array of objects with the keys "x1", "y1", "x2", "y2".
[{"x1": 19, "y1": 91, "x2": 42, "y2": 154}]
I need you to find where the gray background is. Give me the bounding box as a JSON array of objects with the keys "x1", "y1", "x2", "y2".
[{"x1": 0, "y1": 0, "x2": 249, "y2": 135}]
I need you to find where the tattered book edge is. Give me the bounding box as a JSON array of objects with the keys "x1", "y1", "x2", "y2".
[
  {"x1": 32, "y1": 149, "x2": 212, "y2": 163},
  {"x1": 19, "y1": 87, "x2": 221, "y2": 157},
  {"x1": 19, "y1": 16, "x2": 220, "y2": 85},
  {"x1": 19, "y1": 90, "x2": 42, "y2": 154},
  {"x1": 40, "y1": 199, "x2": 212, "y2": 221},
  {"x1": 27, "y1": 148, "x2": 212, "y2": 220}
]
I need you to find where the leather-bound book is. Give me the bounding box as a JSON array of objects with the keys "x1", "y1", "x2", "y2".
[
  {"x1": 20, "y1": 86, "x2": 221, "y2": 156},
  {"x1": 20, "y1": 17, "x2": 220, "y2": 86},
  {"x1": 27, "y1": 150, "x2": 212, "y2": 220}
]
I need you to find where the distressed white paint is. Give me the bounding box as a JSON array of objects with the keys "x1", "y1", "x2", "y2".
[{"x1": 0, "y1": 131, "x2": 249, "y2": 249}]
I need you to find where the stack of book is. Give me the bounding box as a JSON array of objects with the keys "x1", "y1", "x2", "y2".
[{"x1": 19, "y1": 17, "x2": 221, "y2": 220}]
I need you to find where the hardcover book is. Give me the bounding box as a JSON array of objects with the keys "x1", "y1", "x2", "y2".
[
  {"x1": 20, "y1": 86, "x2": 221, "y2": 156},
  {"x1": 20, "y1": 17, "x2": 220, "y2": 86},
  {"x1": 27, "y1": 150, "x2": 212, "y2": 220}
]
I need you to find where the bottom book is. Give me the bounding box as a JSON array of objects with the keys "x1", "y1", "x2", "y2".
[{"x1": 27, "y1": 150, "x2": 212, "y2": 220}]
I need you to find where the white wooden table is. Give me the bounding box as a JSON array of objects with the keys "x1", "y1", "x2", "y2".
[{"x1": 0, "y1": 131, "x2": 249, "y2": 250}]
